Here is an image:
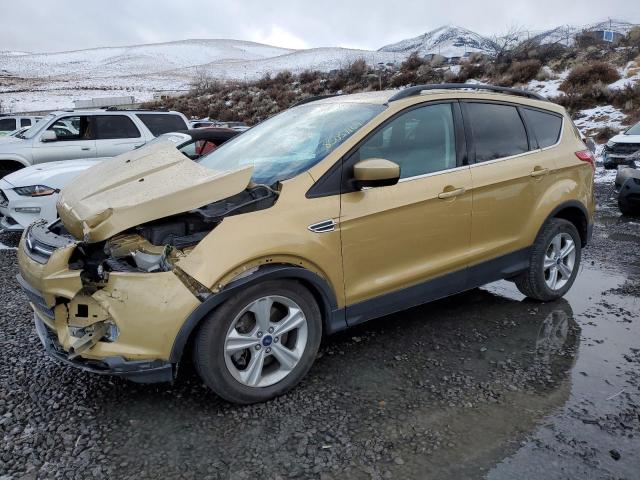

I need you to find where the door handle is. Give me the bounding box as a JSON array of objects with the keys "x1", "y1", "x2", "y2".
[
  {"x1": 81, "y1": 147, "x2": 91, "y2": 151},
  {"x1": 530, "y1": 167, "x2": 549, "y2": 177},
  {"x1": 438, "y1": 187, "x2": 465, "y2": 199}
]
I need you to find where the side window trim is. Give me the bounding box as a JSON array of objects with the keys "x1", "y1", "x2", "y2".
[
  {"x1": 461, "y1": 99, "x2": 535, "y2": 165},
  {"x1": 306, "y1": 100, "x2": 465, "y2": 198}
]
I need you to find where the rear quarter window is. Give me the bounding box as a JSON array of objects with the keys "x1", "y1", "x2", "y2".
[
  {"x1": 522, "y1": 108, "x2": 563, "y2": 148},
  {"x1": 136, "y1": 114, "x2": 188, "y2": 136},
  {"x1": 465, "y1": 103, "x2": 529, "y2": 162}
]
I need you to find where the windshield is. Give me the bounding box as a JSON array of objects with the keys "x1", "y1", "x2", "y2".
[
  {"x1": 198, "y1": 102, "x2": 385, "y2": 184},
  {"x1": 22, "y1": 114, "x2": 56, "y2": 139},
  {"x1": 626, "y1": 122, "x2": 640, "y2": 136}
]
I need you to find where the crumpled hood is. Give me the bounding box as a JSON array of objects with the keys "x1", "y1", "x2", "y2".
[
  {"x1": 2, "y1": 158, "x2": 105, "y2": 189},
  {"x1": 609, "y1": 133, "x2": 640, "y2": 144},
  {"x1": 57, "y1": 143, "x2": 253, "y2": 243}
]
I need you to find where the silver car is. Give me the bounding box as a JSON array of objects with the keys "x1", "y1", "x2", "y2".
[{"x1": 0, "y1": 109, "x2": 189, "y2": 178}]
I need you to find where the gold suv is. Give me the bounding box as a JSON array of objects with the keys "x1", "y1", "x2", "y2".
[{"x1": 18, "y1": 84, "x2": 595, "y2": 403}]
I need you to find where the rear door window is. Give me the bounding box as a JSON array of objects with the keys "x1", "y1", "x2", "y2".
[
  {"x1": 522, "y1": 108, "x2": 563, "y2": 148},
  {"x1": 95, "y1": 115, "x2": 141, "y2": 139},
  {"x1": 0, "y1": 118, "x2": 17, "y2": 131},
  {"x1": 20, "y1": 118, "x2": 32, "y2": 127},
  {"x1": 465, "y1": 103, "x2": 529, "y2": 162},
  {"x1": 136, "y1": 114, "x2": 188, "y2": 136}
]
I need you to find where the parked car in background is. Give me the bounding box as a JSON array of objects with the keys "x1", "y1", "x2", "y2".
[
  {"x1": 615, "y1": 163, "x2": 640, "y2": 216},
  {"x1": 0, "y1": 115, "x2": 42, "y2": 136},
  {"x1": 189, "y1": 119, "x2": 216, "y2": 129},
  {"x1": 217, "y1": 121, "x2": 250, "y2": 132},
  {"x1": 0, "y1": 109, "x2": 189, "y2": 178},
  {"x1": 17, "y1": 84, "x2": 594, "y2": 404},
  {"x1": 603, "y1": 121, "x2": 640, "y2": 169},
  {"x1": 6, "y1": 126, "x2": 31, "y2": 138},
  {"x1": 0, "y1": 128, "x2": 237, "y2": 231}
]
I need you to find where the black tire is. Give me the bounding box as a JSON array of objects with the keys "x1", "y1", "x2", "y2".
[
  {"x1": 515, "y1": 219, "x2": 582, "y2": 302},
  {"x1": 193, "y1": 280, "x2": 322, "y2": 404},
  {"x1": 618, "y1": 182, "x2": 640, "y2": 217},
  {"x1": 618, "y1": 196, "x2": 638, "y2": 217}
]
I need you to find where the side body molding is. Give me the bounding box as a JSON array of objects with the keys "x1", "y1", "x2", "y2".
[{"x1": 169, "y1": 264, "x2": 345, "y2": 363}]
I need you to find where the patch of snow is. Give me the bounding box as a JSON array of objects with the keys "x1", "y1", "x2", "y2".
[
  {"x1": 573, "y1": 105, "x2": 627, "y2": 135},
  {"x1": 594, "y1": 166, "x2": 617, "y2": 184},
  {"x1": 609, "y1": 61, "x2": 640, "y2": 90},
  {"x1": 527, "y1": 69, "x2": 568, "y2": 99},
  {"x1": 527, "y1": 79, "x2": 563, "y2": 98}
]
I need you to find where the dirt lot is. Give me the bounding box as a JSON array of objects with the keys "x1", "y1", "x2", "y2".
[{"x1": 1, "y1": 180, "x2": 639, "y2": 480}]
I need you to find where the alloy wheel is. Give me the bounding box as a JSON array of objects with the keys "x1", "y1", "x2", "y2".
[
  {"x1": 543, "y1": 233, "x2": 576, "y2": 291},
  {"x1": 223, "y1": 295, "x2": 308, "y2": 388}
]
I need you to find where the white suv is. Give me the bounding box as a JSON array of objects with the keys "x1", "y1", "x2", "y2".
[
  {"x1": 0, "y1": 109, "x2": 188, "y2": 178},
  {"x1": 0, "y1": 115, "x2": 42, "y2": 136}
]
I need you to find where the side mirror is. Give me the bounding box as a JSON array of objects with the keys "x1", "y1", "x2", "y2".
[
  {"x1": 352, "y1": 158, "x2": 400, "y2": 189},
  {"x1": 40, "y1": 130, "x2": 57, "y2": 142}
]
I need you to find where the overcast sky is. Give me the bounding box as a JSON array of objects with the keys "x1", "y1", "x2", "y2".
[{"x1": 1, "y1": 0, "x2": 639, "y2": 53}]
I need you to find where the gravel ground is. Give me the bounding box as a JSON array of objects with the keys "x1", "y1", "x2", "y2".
[{"x1": 1, "y1": 180, "x2": 639, "y2": 480}]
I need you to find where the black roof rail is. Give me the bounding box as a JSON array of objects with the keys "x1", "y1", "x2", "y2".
[
  {"x1": 101, "y1": 106, "x2": 169, "y2": 112},
  {"x1": 291, "y1": 94, "x2": 341, "y2": 107},
  {"x1": 387, "y1": 83, "x2": 548, "y2": 103}
]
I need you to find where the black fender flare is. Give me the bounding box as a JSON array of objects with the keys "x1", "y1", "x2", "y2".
[
  {"x1": 169, "y1": 264, "x2": 346, "y2": 363},
  {"x1": 541, "y1": 200, "x2": 592, "y2": 246}
]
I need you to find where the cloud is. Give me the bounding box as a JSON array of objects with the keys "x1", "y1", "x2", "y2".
[
  {"x1": 247, "y1": 26, "x2": 310, "y2": 50},
  {"x1": 0, "y1": 0, "x2": 638, "y2": 53}
]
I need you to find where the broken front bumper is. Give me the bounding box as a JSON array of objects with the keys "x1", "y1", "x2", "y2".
[
  {"x1": 33, "y1": 311, "x2": 175, "y2": 383},
  {"x1": 17, "y1": 222, "x2": 203, "y2": 382}
]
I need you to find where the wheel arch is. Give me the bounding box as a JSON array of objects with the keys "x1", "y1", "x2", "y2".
[
  {"x1": 0, "y1": 156, "x2": 30, "y2": 174},
  {"x1": 169, "y1": 263, "x2": 345, "y2": 363},
  {"x1": 543, "y1": 200, "x2": 590, "y2": 247}
]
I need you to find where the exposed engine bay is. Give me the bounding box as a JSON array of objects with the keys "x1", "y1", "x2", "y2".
[{"x1": 53, "y1": 184, "x2": 278, "y2": 282}]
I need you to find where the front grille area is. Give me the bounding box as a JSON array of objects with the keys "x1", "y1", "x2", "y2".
[
  {"x1": 23, "y1": 220, "x2": 75, "y2": 264},
  {"x1": 24, "y1": 227, "x2": 56, "y2": 263},
  {"x1": 607, "y1": 143, "x2": 640, "y2": 156}
]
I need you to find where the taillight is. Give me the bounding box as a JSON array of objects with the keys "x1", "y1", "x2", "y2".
[{"x1": 575, "y1": 150, "x2": 596, "y2": 169}]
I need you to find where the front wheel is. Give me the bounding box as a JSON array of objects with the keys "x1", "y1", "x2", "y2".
[
  {"x1": 515, "y1": 219, "x2": 581, "y2": 301},
  {"x1": 193, "y1": 280, "x2": 322, "y2": 404}
]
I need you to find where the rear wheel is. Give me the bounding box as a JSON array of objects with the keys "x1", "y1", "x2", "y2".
[
  {"x1": 193, "y1": 280, "x2": 322, "y2": 404},
  {"x1": 515, "y1": 219, "x2": 581, "y2": 301}
]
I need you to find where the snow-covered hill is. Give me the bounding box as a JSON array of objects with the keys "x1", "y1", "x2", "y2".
[
  {"x1": 1, "y1": 20, "x2": 638, "y2": 113},
  {"x1": 0, "y1": 39, "x2": 295, "y2": 79},
  {"x1": 0, "y1": 39, "x2": 401, "y2": 112},
  {"x1": 379, "y1": 26, "x2": 497, "y2": 58},
  {"x1": 528, "y1": 20, "x2": 637, "y2": 47}
]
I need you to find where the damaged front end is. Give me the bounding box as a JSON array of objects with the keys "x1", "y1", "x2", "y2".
[{"x1": 17, "y1": 148, "x2": 280, "y2": 382}]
